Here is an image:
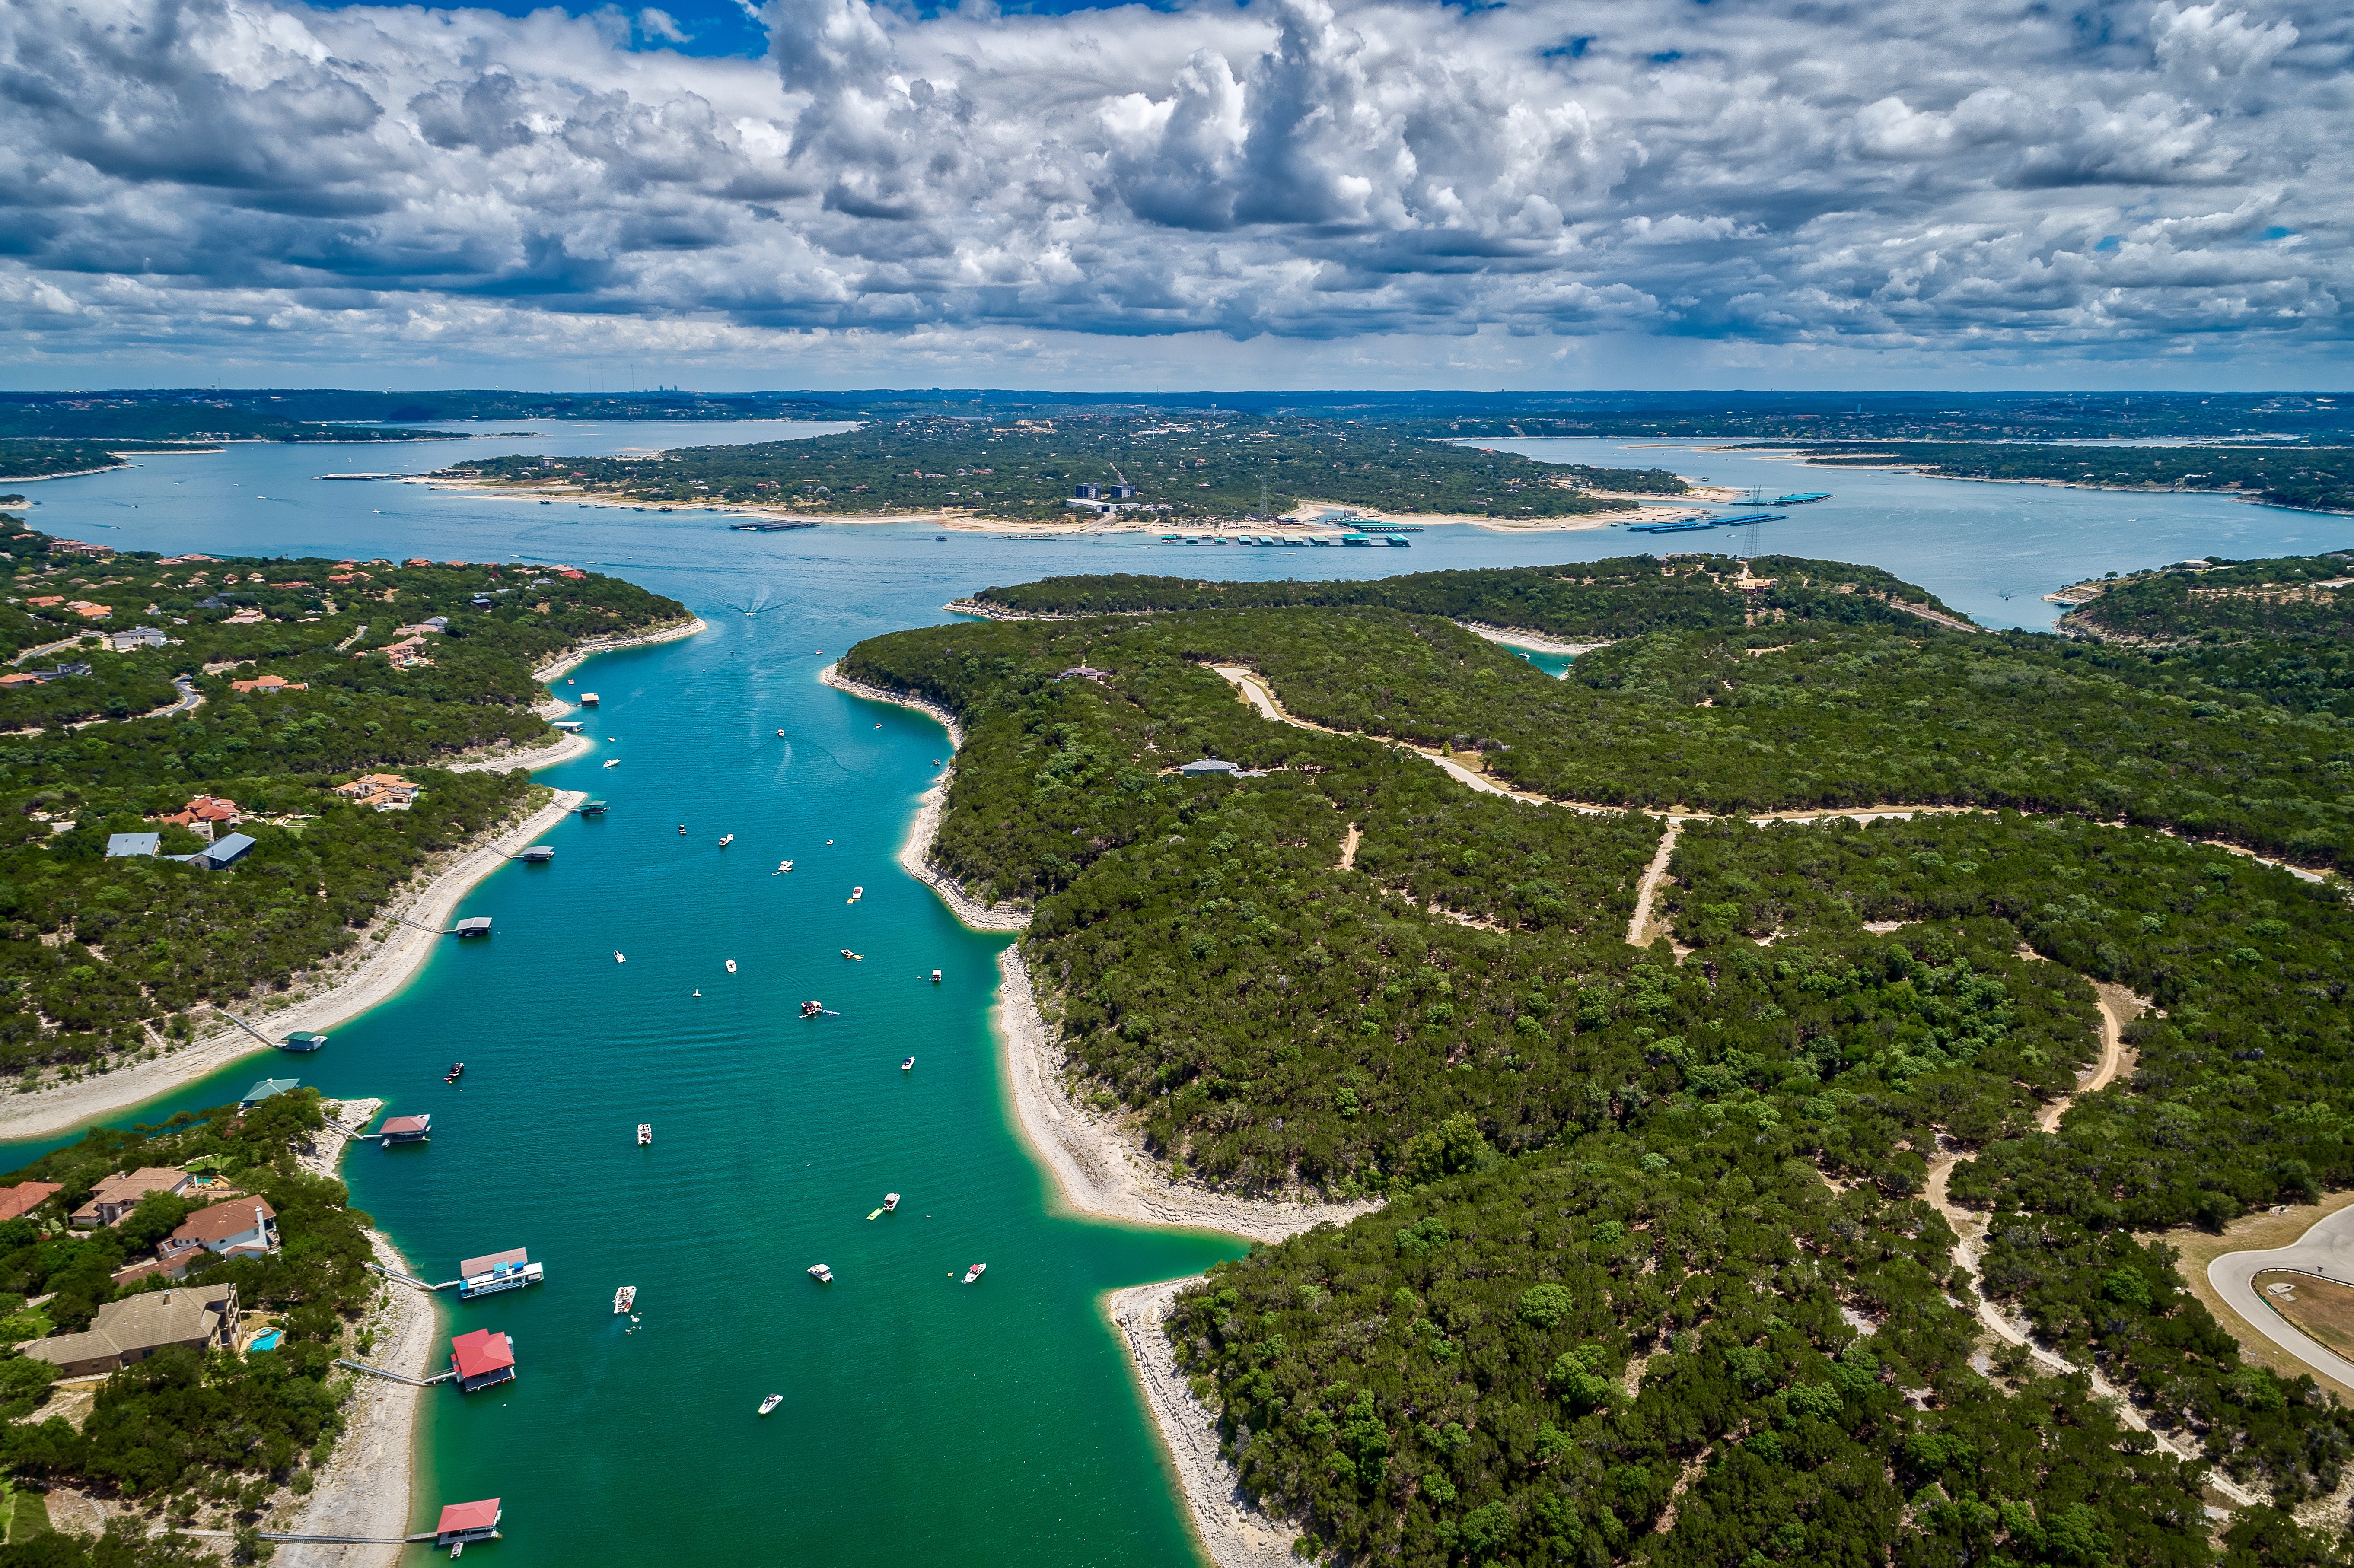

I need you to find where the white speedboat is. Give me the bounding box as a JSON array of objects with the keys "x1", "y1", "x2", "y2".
[
  {"x1": 614, "y1": 1285, "x2": 637, "y2": 1314},
  {"x1": 883, "y1": 1194, "x2": 900, "y2": 1212},
  {"x1": 719, "y1": 833, "x2": 734, "y2": 847},
  {"x1": 636, "y1": 1123, "x2": 651, "y2": 1145},
  {"x1": 603, "y1": 758, "x2": 620, "y2": 768},
  {"x1": 808, "y1": 1264, "x2": 834, "y2": 1284},
  {"x1": 962, "y1": 1263, "x2": 986, "y2": 1285},
  {"x1": 725, "y1": 959, "x2": 738, "y2": 974},
  {"x1": 758, "y1": 1394, "x2": 782, "y2": 1416},
  {"x1": 614, "y1": 950, "x2": 626, "y2": 963},
  {"x1": 778, "y1": 860, "x2": 793, "y2": 873}
]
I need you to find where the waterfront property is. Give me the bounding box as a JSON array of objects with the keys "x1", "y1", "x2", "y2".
[
  {"x1": 170, "y1": 1199, "x2": 279, "y2": 1261},
  {"x1": 22, "y1": 1285, "x2": 238, "y2": 1377},
  {"x1": 453, "y1": 916, "x2": 494, "y2": 937},
  {"x1": 379, "y1": 1113, "x2": 432, "y2": 1146},
  {"x1": 451, "y1": 1328, "x2": 518, "y2": 1393},
  {"x1": 238, "y1": 1078, "x2": 300, "y2": 1112},
  {"x1": 69, "y1": 1167, "x2": 192, "y2": 1228},
  {"x1": 435, "y1": 1498, "x2": 503, "y2": 1551}
]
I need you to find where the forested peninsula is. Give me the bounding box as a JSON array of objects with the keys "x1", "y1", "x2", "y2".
[
  {"x1": 466, "y1": 413, "x2": 1686, "y2": 523},
  {"x1": 844, "y1": 550, "x2": 2354, "y2": 1567},
  {"x1": 0, "y1": 515, "x2": 688, "y2": 1084},
  {"x1": 1726, "y1": 441, "x2": 2354, "y2": 517}
]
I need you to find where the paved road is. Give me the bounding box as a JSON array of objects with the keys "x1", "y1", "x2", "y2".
[{"x1": 2210, "y1": 1206, "x2": 2354, "y2": 1390}]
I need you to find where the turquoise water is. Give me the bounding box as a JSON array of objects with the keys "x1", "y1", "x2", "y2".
[{"x1": 8, "y1": 418, "x2": 2350, "y2": 1562}]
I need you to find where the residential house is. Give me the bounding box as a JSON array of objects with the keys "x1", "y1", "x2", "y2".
[
  {"x1": 64, "y1": 601, "x2": 111, "y2": 620},
  {"x1": 1178, "y1": 758, "x2": 1241, "y2": 776},
  {"x1": 223, "y1": 607, "x2": 268, "y2": 625},
  {"x1": 109, "y1": 626, "x2": 171, "y2": 652},
  {"x1": 159, "y1": 795, "x2": 241, "y2": 833},
  {"x1": 69, "y1": 1167, "x2": 193, "y2": 1228},
  {"x1": 111, "y1": 1236, "x2": 208, "y2": 1286},
  {"x1": 169, "y1": 1198, "x2": 278, "y2": 1261},
  {"x1": 46, "y1": 541, "x2": 113, "y2": 559},
  {"x1": 105, "y1": 833, "x2": 161, "y2": 858},
  {"x1": 22, "y1": 1284, "x2": 238, "y2": 1377},
  {"x1": 229, "y1": 674, "x2": 308, "y2": 693},
  {"x1": 191, "y1": 832, "x2": 255, "y2": 870},
  {"x1": 0, "y1": 1182, "x2": 62, "y2": 1222},
  {"x1": 237, "y1": 1078, "x2": 300, "y2": 1112},
  {"x1": 334, "y1": 774, "x2": 420, "y2": 811}
]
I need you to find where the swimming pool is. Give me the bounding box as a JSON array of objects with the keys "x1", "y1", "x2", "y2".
[{"x1": 248, "y1": 1330, "x2": 283, "y2": 1354}]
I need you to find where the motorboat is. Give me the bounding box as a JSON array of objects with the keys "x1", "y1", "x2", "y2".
[
  {"x1": 962, "y1": 1264, "x2": 986, "y2": 1285},
  {"x1": 636, "y1": 1123, "x2": 652, "y2": 1145},
  {"x1": 808, "y1": 1264, "x2": 834, "y2": 1284},
  {"x1": 930, "y1": 970, "x2": 941, "y2": 983},
  {"x1": 901, "y1": 1056, "x2": 915, "y2": 1071},
  {"x1": 883, "y1": 1194, "x2": 900, "y2": 1212},
  {"x1": 778, "y1": 861, "x2": 793, "y2": 873},
  {"x1": 444, "y1": 1062, "x2": 465, "y2": 1084},
  {"x1": 602, "y1": 758, "x2": 619, "y2": 768},
  {"x1": 801, "y1": 1000, "x2": 824, "y2": 1018},
  {"x1": 615, "y1": 951, "x2": 626, "y2": 963},
  {"x1": 840, "y1": 949, "x2": 862, "y2": 961},
  {"x1": 719, "y1": 833, "x2": 734, "y2": 847},
  {"x1": 847, "y1": 886, "x2": 863, "y2": 903},
  {"x1": 679, "y1": 824, "x2": 687, "y2": 834},
  {"x1": 614, "y1": 1286, "x2": 637, "y2": 1314},
  {"x1": 725, "y1": 959, "x2": 738, "y2": 974},
  {"x1": 759, "y1": 1395, "x2": 783, "y2": 1416}
]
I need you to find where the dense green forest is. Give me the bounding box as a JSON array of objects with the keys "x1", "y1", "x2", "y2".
[
  {"x1": 2062, "y1": 554, "x2": 2354, "y2": 645},
  {"x1": 0, "y1": 1088, "x2": 386, "y2": 1555},
  {"x1": 467, "y1": 415, "x2": 1683, "y2": 522},
  {"x1": 0, "y1": 525, "x2": 688, "y2": 1081},
  {"x1": 841, "y1": 550, "x2": 2354, "y2": 1565},
  {"x1": 1731, "y1": 441, "x2": 2354, "y2": 515},
  {"x1": 965, "y1": 554, "x2": 1957, "y2": 638}
]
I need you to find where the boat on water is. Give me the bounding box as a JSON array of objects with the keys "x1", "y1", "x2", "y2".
[
  {"x1": 636, "y1": 1123, "x2": 652, "y2": 1145},
  {"x1": 841, "y1": 948, "x2": 862, "y2": 961},
  {"x1": 901, "y1": 1056, "x2": 915, "y2": 1070},
  {"x1": 776, "y1": 728, "x2": 785, "y2": 737},
  {"x1": 758, "y1": 1394, "x2": 783, "y2": 1417},
  {"x1": 602, "y1": 758, "x2": 619, "y2": 768},
  {"x1": 725, "y1": 959, "x2": 738, "y2": 974},
  {"x1": 614, "y1": 1286, "x2": 636, "y2": 1314},
  {"x1": 719, "y1": 833, "x2": 734, "y2": 847},
  {"x1": 801, "y1": 1000, "x2": 823, "y2": 1018},
  {"x1": 962, "y1": 1264, "x2": 987, "y2": 1285},
  {"x1": 614, "y1": 950, "x2": 626, "y2": 963},
  {"x1": 444, "y1": 1062, "x2": 465, "y2": 1084},
  {"x1": 778, "y1": 860, "x2": 793, "y2": 873},
  {"x1": 930, "y1": 969, "x2": 941, "y2": 983},
  {"x1": 679, "y1": 824, "x2": 687, "y2": 834},
  {"x1": 808, "y1": 1264, "x2": 834, "y2": 1284},
  {"x1": 883, "y1": 1193, "x2": 900, "y2": 1212},
  {"x1": 847, "y1": 886, "x2": 863, "y2": 903}
]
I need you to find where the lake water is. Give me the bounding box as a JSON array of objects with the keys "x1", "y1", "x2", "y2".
[{"x1": 6, "y1": 417, "x2": 2349, "y2": 1563}]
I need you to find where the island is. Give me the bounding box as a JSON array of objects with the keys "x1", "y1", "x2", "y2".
[{"x1": 838, "y1": 549, "x2": 2354, "y2": 1566}]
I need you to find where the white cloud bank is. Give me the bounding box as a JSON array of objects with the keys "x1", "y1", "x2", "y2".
[{"x1": 0, "y1": 0, "x2": 2345, "y2": 382}]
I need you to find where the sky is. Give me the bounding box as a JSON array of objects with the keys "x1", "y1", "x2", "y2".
[{"x1": 2, "y1": 0, "x2": 2348, "y2": 391}]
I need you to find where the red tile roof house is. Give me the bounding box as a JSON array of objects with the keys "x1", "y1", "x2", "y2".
[
  {"x1": 0, "y1": 1182, "x2": 61, "y2": 1222},
  {"x1": 169, "y1": 1198, "x2": 279, "y2": 1262},
  {"x1": 450, "y1": 1328, "x2": 516, "y2": 1393},
  {"x1": 435, "y1": 1498, "x2": 502, "y2": 1548},
  {"x1": 70, "y1": 1167, "x2": 193, "y2": 1228}
]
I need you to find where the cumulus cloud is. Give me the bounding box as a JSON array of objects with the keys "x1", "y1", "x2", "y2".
[{"x1": 0, "y1": 0, "x2": 2344, "y2": 373}]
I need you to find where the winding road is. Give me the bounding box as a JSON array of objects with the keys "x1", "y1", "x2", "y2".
[{"x1": 2210, "y1": 1211, "x2": 2354, "y2": 1394}]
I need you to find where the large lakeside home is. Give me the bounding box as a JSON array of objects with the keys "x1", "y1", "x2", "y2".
[
  {"x1": 23, "y1": 1285, "x2": 239, "y2": 1377},
  {"x1": 69, "y1": 1167, "x2": 193, "y2": 1228}
]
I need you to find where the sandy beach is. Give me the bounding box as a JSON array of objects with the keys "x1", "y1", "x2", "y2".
[
  {"x1": 824, "y1": 659, "x2": 1376, "y2": 1567},
  {"x1": 0, "y1": 787, "x2": 584, "y2": 1141}
]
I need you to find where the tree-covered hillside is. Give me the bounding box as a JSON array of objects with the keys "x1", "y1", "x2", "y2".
[
  {"x1": 839, "y1": 554, "x2": 2354, "y2": 1565},
  {"x1": 964, "y1": 554, "x2": 1957, "y2": 638},
  {"x1": 1733, "y1": 441, "x2": 2354, "y2": 516}
]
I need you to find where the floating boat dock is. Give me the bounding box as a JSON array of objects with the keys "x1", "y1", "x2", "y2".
[
  {"x1": 1627, "y1": 512, "x2": 1787, "y2": 534},
  {"x1": 1775, "y1": 493, "x2": 1832, "y2": 504},
  {"x1": 729, "y1": 520, "x2": 819, "y2": 531}
]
